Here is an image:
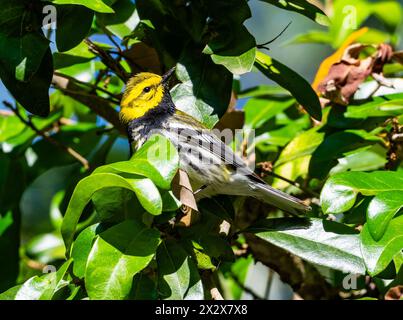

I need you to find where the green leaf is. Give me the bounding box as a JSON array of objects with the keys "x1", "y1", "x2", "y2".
[
  {"x1": 209, "y1": 47, "x2": 256, "y2": 75},
  {"x1": 161, "y1": 191, "x2": 181, "y2": 212},
  {"x1": 244, "y1": 98, "x2": 295, "y2": 129},
  {"x1": 55, "y1": 5, "x2": 94, "y2": 52},
  {"x1": 171, "y1": 47, "x2": 233, "y2": 128},
  {"x1": 329, "y1": 0, "x2": 374, "y2": 47},
  {"x1": 259, "y1": 0, "x2": 329, "y2": 26},
  {"x1": 275, "y1": 126, "x2": 325, "y2": 166},
  {"x1": 360, "y1": 215, "x2": 403, "y2": 276},
  {"x1": 96, "y1": 0, "x2": 139, "y2": 39},
  {"x1": 0, "y1": 0, "x2": 44, "y2": 37},
  {"x1": 39, "y1": 259, "x2": 73, "y2": 300},
  {"x1": 309, "y1": 130, "x2": 382, "y2": 179},
  {"x1": 345, "y1": 94, "x2": 403, "y2": 119},
  {"x1": 130, "y1": 273, "x2": 158, "y2": 300},
  {"x1": 53, "y1": 42, "x2": 96, "y2": 69},
  {"x1": 0, "y1": 49, "x2": 53, "y2": 117},
  {"x1": 0, "y1": 33, "x2": 49, "y2": 82},
  {"x1": 2, "y1": 259, "x2": 72, "y2": 300},
  {"x1": 367, "y1": 191, "x2": 403, "y2": 241},
  {"x1": 71, "y1": 224, "x2": 99, "y2": 278},
  {"x1": 255, "y1": 51, "x2": 322, "y2": 121},
  {"x1": 255, "y1": 116, "x2": 310, "y2": 148},
  {"x1": 85, "y1": 220, "x2": 160, "y2": 300},
  {"x1": 157, "y1": 240, "x2": 204, "y2": 300},
  {"x1": 371, "y1": 1, "x2": 402, "y2": 29},
  {"x1": 61, "y1": 173, "x2": 162, "y2": 253},
  {"x1": 0, "y1": 157, "x2": 26, "y2": 292},
  {"x1": 1, "y1": 111, "x2": 62, "y2": 154},
  {"x1": 92, "y1": 188, "x2": 139, "y2": 221},
  {"x1": 321, "y1": 171, "x2": 403, "y2": 214},
  {"x1": 330, "y1": 145, "x2": 387, "y2": 175},
  {"x1": 238, "y1": 85, "x2": 291, "y2": 99},
  {"x1": 51, "y1": 0, "x2": 114, "y2": 13},
  {"x1": 0, "y1": 116, "x2": 25, "y2": 143},
  {"x1": 0, "y1": 284, "x2": 22, "y2": 300},
  {"x1": 287, "y1": 30, "x2": 333, "y2": 45},
  {"x1": 204, "y1": 21, "x2": 256, "y2": 75},
  {"x1": 0, "y1": 212, "x2": 13, "y2": 236},
  {"x1": 95, "y1": 134, "x2": 179, "y2": 189},
  {"x1": 248, "y1": 218, "x2": 366, "y2": 274}
]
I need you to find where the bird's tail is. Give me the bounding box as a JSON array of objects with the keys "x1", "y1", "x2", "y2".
[{"x1": 253, "y1": 183, "x2": 311, "y2": 215}]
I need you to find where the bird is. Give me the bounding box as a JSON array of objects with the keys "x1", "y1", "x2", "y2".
[{"x1": 119, "y1": 68, "x2": 310, "y2": 214}]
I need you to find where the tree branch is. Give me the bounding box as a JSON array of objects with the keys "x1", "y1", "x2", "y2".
[
  {"x1": 52, "y1": 74, "x2": 126, "y2": 135},
  {"x1": 3, "y1": 101, "x2": 90, "y2": 170},
  {"x1": 53, "y1": 71, "x2": 122, "y2": 103},
  {"x1": 201, "y1": 271, "x2": 224, "y2": 300},
  {"x1": 229, "y1": 272, "x2": 264, "y2": 300},
  {"x1": 84, "y1": 38, "x2": 130, "y2": 82}
]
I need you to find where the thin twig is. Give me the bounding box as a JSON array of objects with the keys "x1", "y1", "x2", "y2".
[
  {"x1": 230, "y1": 272, "x2": 264, "y2": 300},
  {"x1": 85, "y1": 38, "x2": 130, "y2": 82},
  {"x1": 54, "y1": 72, "x2": 121, "y2": 103},
  {"x1": 53, "y1": 85, "x2": 120, "y2": 106},
  {"x1": 257, "y1": 21, "x2": 292, "y2": 50},
  {"x1": 101, "y1": 25, "x2": 123, "y2": 54},
  {"x1": 52, "y1": 74, "x2": 125, "y2": 134},
  {"x1": 3, "y1": 101, "x2": 90, "y2": 170}
]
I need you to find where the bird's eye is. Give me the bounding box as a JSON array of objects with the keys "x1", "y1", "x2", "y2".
[{"x1": 143, "y1": 86, "x2": 151, "y2": 93}]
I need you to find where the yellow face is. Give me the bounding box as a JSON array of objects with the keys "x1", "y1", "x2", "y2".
[{"x1": 120, "y1": 72, "x2": 165, "y2": 123}]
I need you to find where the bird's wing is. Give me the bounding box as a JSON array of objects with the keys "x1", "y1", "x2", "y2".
[
  {"x1": 169, "y1": 111, "x2": 310, "y2": 213},
  {"x1": 170, "y1": 111, "x2": 265, "y2": 181}
]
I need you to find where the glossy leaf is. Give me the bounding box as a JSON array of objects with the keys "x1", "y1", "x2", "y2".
[
  {"x1": 61, "y1": 173, "x2": 162, "y2": 253},
  {"x1": 55, "y1": 5, "x2": 94, "y2": 52},
  {"x1": 204, "y1": 21, "x2": 256, "y2": 75},
  {"x1": 130, "y1": 273, "x2": 158, "y2": 300},
  {"x1": 53, "y1": 42, "x2": 96, "y2": 69},
  {"x1": 360, "y1": 215, "x2": 403, "y2": 276},
  {"x1": 275, "y1": 126, "x2": 325, "y2": 166},
  {"x1": 0, "y1": 32, "x2": 49, "y2": 82},
  {"x1": 1, "y1": 259, "x2": 72, "y2": 300},
  {"x1": 259, "y1": 0, "x2": 329, "y2": 26},
  {"x1": 321, "y1": 171, "x2": 403, "y2": 214},
  {"x1": 345, "y1": 94, "x2": 403, "y2": 119},
  {"x1": 309, "y1": 130, "x2": 382, "y2": 179},
  {"x1": 367, "y1": 191, "x2": 403, "y2": 241},
  {"x1": 255, "y1": 51, "x2": 322, "y2": 120},
  {"x1": 71, "y1": 224, "x2": 99, "y2": 278},
  {"x1": 0, "y1": 48, "x2": 53, "y2": 117},
  {"x1": 171, "y1": 48, "x2": 233, "y2": 128},
  {"x1": 52, "y1": 0, "x2": 114, "y2": 13},
  {"x1": 95, "y1": 134, "x2": 179, "y2": 189},
  {"x1": 244, "y1": 98, "x2": 295, "y2": 129},
  {"x1": 96, "y1": 0, "x2": 139, "y2": 39},
  {"x1": 85, "y1": 220, "x2": 160, "y2": 300},
  {"x1": 248, "y1": 218, "x2": 366, "y2": 274},
  {"x1": 209, "y1": 47, "x2": 256, "y2": 75},
  {"x1": 157, "y1": 240, "x2": 204, "y2": 300}
]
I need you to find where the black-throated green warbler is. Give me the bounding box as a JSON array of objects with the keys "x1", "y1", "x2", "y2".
[{"x1": 120, "y1": 68, "x2": 309, "y2": 214}]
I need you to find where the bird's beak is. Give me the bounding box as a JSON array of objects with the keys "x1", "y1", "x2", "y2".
[{"x1": 161, "y1": 67, "x2": 176, "y2": 85}]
